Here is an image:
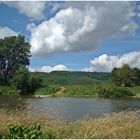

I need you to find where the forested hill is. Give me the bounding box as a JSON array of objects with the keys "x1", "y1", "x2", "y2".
[{"x1": 35, "y1": 71, "x2": 110, "y2": 85}]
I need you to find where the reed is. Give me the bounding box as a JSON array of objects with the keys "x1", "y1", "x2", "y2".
[{"x1": 0, "y1": 110, "x2": 140, "y2": 138}]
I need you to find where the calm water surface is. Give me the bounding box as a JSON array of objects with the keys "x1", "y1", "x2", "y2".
[{"x1": 0, "y1": 95, "x2": 140, "y2": 121}]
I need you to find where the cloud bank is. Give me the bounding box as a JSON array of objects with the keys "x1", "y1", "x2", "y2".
[
  {"x1": 0, "y1": 27, "x2": 18, "y2": 39},
  {"x1": 1, "y1": 1, "x2": 47, "y2": 20},
  {"x1": 81, "y1": 50, "x2": 140, "y2": 72},
  {"x1": 29, "y1": 64, "x2": 70, "y2": 73},
  {"x1": 29, "y1": 2, "x2": 137, "y2": 57}
]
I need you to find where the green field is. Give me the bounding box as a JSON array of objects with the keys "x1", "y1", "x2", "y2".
[
  {"x1": 34, "y1": 83, "x2": 140, "y2": 98},
  {"x1": 0, "y1": 71, "x2": 140, "y2": 98}
]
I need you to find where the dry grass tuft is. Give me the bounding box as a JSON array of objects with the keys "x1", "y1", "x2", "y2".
[{"x1": 0, "y1": 110, "x2": 140, "y2": 138}]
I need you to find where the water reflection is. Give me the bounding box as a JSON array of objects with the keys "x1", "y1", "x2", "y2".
[{"x1": 0, "y1": 96, "x2": 140, "y2": 121}]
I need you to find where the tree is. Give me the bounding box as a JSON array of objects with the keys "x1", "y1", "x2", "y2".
[
  {"x1": 30, "y1": 73, "x2": 43, "y2": 94},
  {"x1": 133, "y1": 67, "x2": 140, "y2": 85},
  {"x1": 12, "y1": 67, "x2": 31, "y2": 95},
  {"x1": 0, "y1": 35, "x2": 31, "y2": 85},
  {"x1": 12, "y1": 67, "x2": 43, "y2": 95},
  {"x1": 111, "y1": 64, "x2": 139, "y2": 87}
]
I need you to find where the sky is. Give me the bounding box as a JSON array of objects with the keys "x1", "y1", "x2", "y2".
[{"x1": 0, "y1": 1, "x2": 140, "y2": 73}]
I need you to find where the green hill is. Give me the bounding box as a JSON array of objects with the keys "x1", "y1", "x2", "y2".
[{"x1": 34, "y1": 71, "x2": 110, "y2": 85}]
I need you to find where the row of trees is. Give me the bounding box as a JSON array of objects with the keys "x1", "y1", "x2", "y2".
[
  {"x1": 111, "y1": 64, "x2": 140, "y2": 87},
  {"x1": 0, "y1": 36, "x2": 42, "y2": 95},
  {"x1": 0, "y1": 36, "x2": 139, "y2": 95}
]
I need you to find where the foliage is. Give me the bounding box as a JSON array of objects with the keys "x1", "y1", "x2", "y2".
[
  {"x1": 127, "y1": 86, "x2": 140, "y2": 95},
  {"x1": 12, "y1": 67, "x2": 30, "y2": 95},
  {"x1": 43, "y1": 71, "x2": 110, "y2": 85},
  {"x1": 63, "y1": 84, "x2": 98, "y2": 97},
  {"x1": 0, "y1": 35, "x2": 31, "y2": 85},
  {"x1": 35, "y1": 85, "x2": 61, "y2": 95},
  {"x1": 35, "y1": 83, "x2": 140, "y2": 97},
  {"x1": 111, "y1": 64, "x2": 140, "y2": 87},
  {"x1": 133, "y1": 68, "x2": 140, "y2": 86},
  {"x1": 0, "y1": 86, "x2": 16, "y2": 95},
  {"x1": 12, "y1": 67, "x2": 43, "y2": 95},
  {"x1": 1, "y1": 111, "x2": 140, "y2": 139},
  {"x1": 5, "y1": 124, "x2": 42, "y2": 139},
  {"x1": 30, "y1": 73, "x2": 43, "y2": 94},
  {"x1": 97, "y1": 85, "x2": 135, "y2": 98},
  {"x1": 0, "y1": 123, "x2": 56, "y2": 139}
]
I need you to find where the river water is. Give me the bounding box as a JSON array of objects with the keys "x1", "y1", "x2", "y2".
[{"x1": 0, "y1": 95, "x2": 140, "y2": 121}]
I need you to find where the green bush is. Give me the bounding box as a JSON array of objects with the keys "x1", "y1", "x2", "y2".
[
  {"x1": 97, "y1": 85, "x2": 135, "y2": 98},
  {"x1": 30, "y1": 73, "x2": 43, "y2": 94},
  {"x1": 1, "y1": 124, "x2": 55, "y2": 139},
  {"x1": 3, "y1": 124, "x2": 42, "y2": 139},
  {"x1": 12, "y1": 67, "x2": 43, "y2": 95},
  {"x1": 35, "y1": 85, "x2": 61, "y2": 95}
]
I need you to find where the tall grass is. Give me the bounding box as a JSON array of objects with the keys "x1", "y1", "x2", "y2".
[
  {"x1": 0, "y1": 110, "x2": 140, "y2": 138},
  {"x1": 0, "y1": 86, "x2": 17, "y2": 95}
]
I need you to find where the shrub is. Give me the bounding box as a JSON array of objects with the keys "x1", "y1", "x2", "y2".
[
  {"x1": 97, "y1": 85, "x2": 135, "y2": 98},
  {"x1": 35, "y1": 85, "x2": 61, "y2": 95},
  {"x1": 12, "y1": 67, "x2": 43, "y2": 95},
  {"x1": 0, "y1": 124, "x2": 56, "y2": 139},
  {"x1": 30, "y1": 73, "x2": 43, "y2": 94},
  {"x1": 2, "y1": 124, "x2": 42, "y2": 139}
]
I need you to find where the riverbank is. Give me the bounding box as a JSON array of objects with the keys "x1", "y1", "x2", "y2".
[
  {"x1": 1, "y1": 84, "x2": 140, "y2": 98},
  {"x1": 35, "y1": 84, "x2": 140, "y2": 98},
  {"x1": 0, "y1": 110, "x2": 140, "y2": 138}
]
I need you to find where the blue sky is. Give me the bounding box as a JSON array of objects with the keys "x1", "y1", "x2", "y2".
[{"x1": 0, "y1": 1, "x2": 140, "y2": 72}]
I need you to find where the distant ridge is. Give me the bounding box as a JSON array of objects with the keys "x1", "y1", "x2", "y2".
[{"x1": 35, "y1": 71, "x2": 110, "y2": 85}]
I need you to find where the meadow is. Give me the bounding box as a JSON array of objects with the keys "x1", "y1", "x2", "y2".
[{"x1": 34, "y1": 83, "x2": 140, "y2": 98}]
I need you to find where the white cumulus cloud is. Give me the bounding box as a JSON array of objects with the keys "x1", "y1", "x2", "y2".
[
  {"x1": 81, "y1": 50, "x2": 140, "y2": 72},
  {"x1": 29, "y1": 2, "x2": 137, "y2": 57},
  {"x1": 29, "y1": 64, "x2": 70, "y2": 73},
  {"x1": 0, "y1": 27, "x2": 18, "y2": 39},
  {"x1": 1, "y1": 1, "x2": 47, "y2": 20}
]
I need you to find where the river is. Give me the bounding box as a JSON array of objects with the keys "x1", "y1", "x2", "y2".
[{"x1": 0, "y1": 95, "x2": 140, "y2": 121}]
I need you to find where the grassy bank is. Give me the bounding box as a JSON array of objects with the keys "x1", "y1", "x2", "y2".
[
  {"x1": 0, "y1": 110, "x2": 140, "y2": 138},
  {"x1": 1, "y1": 84, "x2": 140, "y2": 98},
  {"x1": 0, "y1": 86, "x2": 17, "y2": 95},
  {"x1": 35, "y1": 84, "x2": 140, "y2": 98}
]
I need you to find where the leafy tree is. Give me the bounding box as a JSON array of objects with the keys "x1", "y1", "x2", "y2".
[
  {"x1": 111, "y1": 64, "x2": 139, "y2": 87},
  {"x1": 133, "y1": 67, "x2": 140, "y2": 85},
  {"x1": 12, "y1": 67, "x2": 31, "y2": 95},
  {"x1": 0, "y1": 35, "x2": 31, "y2": 85},
  {"x1": 12, "y1": 67, "x2": 43, "y2": 95},
  {"x1": 30, "y1": 73, "x2": 43, "y2": 94}
]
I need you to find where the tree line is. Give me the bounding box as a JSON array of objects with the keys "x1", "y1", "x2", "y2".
[
  {"x1": 0, "y1": 35, "x2": 42, "y2": 95},
  {"x1": 0, "y1": 35, "x2": 140, "y2": 95}
]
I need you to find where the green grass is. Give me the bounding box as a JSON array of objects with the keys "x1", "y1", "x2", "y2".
[
  {"x1": 0, "y1": 86, "x2": 17, "y2": 95},
  {"x1": 35, "y1": 85, "x2": 61, "y2": 95},
  {"x1": 34, "y1": 83, "x2": 140, "y2": 98},
  {"x1": 127, "y1": 86, "x2": 140, "y2": 94},
  {"x1": 0, "y1": 82, "x2": 140, "y2": 98},
  {"x1": 62, "y1": 84, "x2": 98, "y2": 97}
]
